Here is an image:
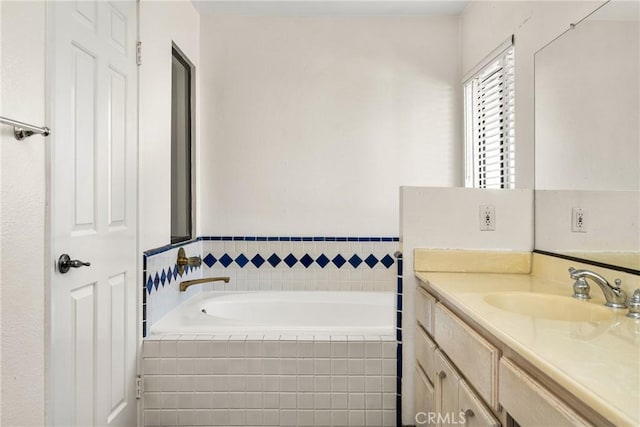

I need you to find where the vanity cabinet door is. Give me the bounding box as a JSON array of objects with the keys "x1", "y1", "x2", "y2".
[
  {"x1": 415, "y1": 365, "x2": 436, "y2": 416},
  {"x1": 435, "y1": 303, "x2": 499, "y2": 410},
  {"x1": 459, "y1": 380, "x2": 500, "y2": 427},
  {"x1": 416, "y1": 324, "x2": 437, "y2": 383},
  {"x1": 416, "y1": 286, "x2": 437, "y2": 335},
  {"x1": 434, "y1": 349, "x2": 461, "y2": 427}
]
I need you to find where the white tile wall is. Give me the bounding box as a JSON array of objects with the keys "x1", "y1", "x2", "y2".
[
  {"x1": 143, "y1": 335, "x2": 396, "y2": 427},
  {"x1": 144, "y1": 241, "x2": 202, "y2": 328},
  {"x1": 200, "y1": 239, "x2": 397, "y2": 293}
]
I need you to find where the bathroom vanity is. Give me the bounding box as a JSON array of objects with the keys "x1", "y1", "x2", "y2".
[{"x1": 413, "y1": 251, "x2": 640, "y2": 427}]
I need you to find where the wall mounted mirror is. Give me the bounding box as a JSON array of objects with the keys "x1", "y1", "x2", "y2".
[{"x1": 534, "y1": 0, "x2": 639, "y2": 273}]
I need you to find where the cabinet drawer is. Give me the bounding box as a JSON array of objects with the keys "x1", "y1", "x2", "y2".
[
  {"x1": 434, "y1": 303, "x2": 499, "y2": 410},
  {"x1": 459, "y1": 380, "x2": 500, "y2": 427},
  {"x1": 416, "y1": 286, "x2": 437, "y2": 335},
  {"x1": 415, "y1": 365, "x2": 435, "y2": 416},
  {"x1": 415, "y1": 325, "x2": 437, "y2": 383},
  {"x1": 499, "y1": 358, "x2": 592, "y2": 427}
]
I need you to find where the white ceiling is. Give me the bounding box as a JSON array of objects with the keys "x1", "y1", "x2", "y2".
[{"x1": 192, "y1": 0, "x2": 471, "y2": 16}]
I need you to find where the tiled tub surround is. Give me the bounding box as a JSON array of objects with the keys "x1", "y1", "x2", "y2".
[
  {"x1": 198, "y1": 237, "x2": 398, "y2": 293},
  {"x1": 143, "y1": 237, "x2": 399, "y2": 335},
  {"x1": 143, "y1": 240, "x2": 203, "y2": 335},
  {"x1": 143, "y1": 335, "x2": 397, "y2": 427}
]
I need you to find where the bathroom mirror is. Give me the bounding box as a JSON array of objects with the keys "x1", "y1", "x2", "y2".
[{"x1": 534, "y1": 0, "x2": 640, "y2": 273}]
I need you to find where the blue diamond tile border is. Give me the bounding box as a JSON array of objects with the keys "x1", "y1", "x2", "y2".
[
  {"x1": 332, "y1": 254, "x2": 346, "y2": 268},
  {"x1": 364, "y1": 254, "x2": 378, "y2": 268},
  {"x1": 300, "y1": 254, "x2": 314, "y2": 268},
  {"x1": 348, "y1": 254, "x2": 363, "y2": 268},
  {"x1": 143, "y1": 236, "x2": 399, "y2": 299},
  {"x1": 316, "y1": 254, "x2": 330, "y2": 268},
  {"x1": 268, "y1": 253, "x2": 282, "y2": 267},
  {"x1": 203, "y1": 253, "x2": 217, "y2": 268},
  {"x1": 251, "y1": 254, "x2": 265, "y2": 268},
  {"x1": 219, "y1": 254, "x2": 233, "y2": 267},
  {"x1": 284, "y1": 253, "x2": 298, "y2": 268},
  {"x1": 235, "y1": 254, "x2": 249, "y2": 268}
]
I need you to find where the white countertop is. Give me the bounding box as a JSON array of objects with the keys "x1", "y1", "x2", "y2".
[{"x1": 415, "y1": 271, "x2": 640, "y2": 427}]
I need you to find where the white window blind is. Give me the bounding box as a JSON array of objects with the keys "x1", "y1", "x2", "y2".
[{"x1": 464, "y1": 42, "x2": 515, "y2": 189}]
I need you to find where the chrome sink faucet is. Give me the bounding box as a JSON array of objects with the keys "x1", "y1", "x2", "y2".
[{"x1": 569, "y1": 267, "x2": 627, "y2": 309}]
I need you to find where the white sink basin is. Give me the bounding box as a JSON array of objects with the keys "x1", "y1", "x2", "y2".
[{"x1": 484, "y1": 292, "x2": 615, "y2": 322}]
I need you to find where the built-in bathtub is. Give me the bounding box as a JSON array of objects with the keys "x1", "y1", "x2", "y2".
[
  {"x1": 143, "y1": 291, "x2": 398, "y2": 427},
  {"x1": 150, "y1": 291, "x2": 394, "y2": 336}
]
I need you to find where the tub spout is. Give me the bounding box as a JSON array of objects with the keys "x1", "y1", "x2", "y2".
[{"x1": 179, "y1": 276, "x2": 230, "y2": 292}]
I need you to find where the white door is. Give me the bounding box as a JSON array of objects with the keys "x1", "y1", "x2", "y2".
[{"x1": 49, "y1": 1, "x2": 138, "y2": 426}]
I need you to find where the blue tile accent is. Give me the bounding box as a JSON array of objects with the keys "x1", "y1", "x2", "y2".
[
  {"x1": 160, "y1": 270, "x2": 167, "y2": 286},
  {"x1": 396, "y1": 294, "x2": 403, "y2": 311},
  {"x1": 325, "y1": 237, "x2": 336, "y2": 241},
  {"x1": 173, "y1": 266, "x2": 178, "y2": 280},
  {"x1": 396, "y1": 328, "x2": 402, "y2": 342},
  {"x1": 251, "y1": 254, "x2": 265, "y2": 268},
  {"x1": 235, "y1": 254, "x2": 249, "y2": 268},
  {"x1": 313, "y1": 237, "x2": 324, "y2": 241},
  {"x1": 396, "y1": 311, "x2": 402, "y2": 329},
  {"x1": 279, "y1": 237, "x2": 291, "y2": 241},
  {"x1": 291, "y1": 237, "x2": 302, "y2": 241},
  {"x1": 268, "y1": 237, "x2": 278, "y2": 241},
  {"x1": 233, "y1": 236, "x2": 244, "y2": 241},
  {"x1": 300, "y1": 254, "x2": 314, "y2": 268},
  {"x1": 245, "y1": 236, "x2": 256, "y2": 241},
  {"x1": 332, "y1": 254, "x2": 346, "y2": 268},
  {"x1": 380, "y1": 254, "x2": 394, "y2": 269},
  {"x1": 336, "y1": 237, "x2": 347, "y2": 242},
  {"x1": 146, "y1": 276, "x2": 153, "y2": 294},
  {"x1": 203, "y1": 253, "x2": 217, "y2": 268},
  {"x1": 166, "y1": 266, "x2": 173, "y2": 283},
  {"x1": 316, "y1": 254, "x2": 330, "y2": 268},
  {"x1": 284, "y1": 253, "x2": 298, "y2": 267},
  {"x1": 267, "y1": 253, "x2": 281, "y2": 267},
  {"x1": 153, "y1": 273, "x2": 160, "y2": 290},
  {"x1": 364, "y1": 254, "x2": 378, "y2": 268},
  {"x1": 397, "y1": 278, "x2": 403, "y2": 294},
  {"x1": 348, "y1": 254, "x2": 363, "y2": 268},
  {"x1": 222, "y1": 236, "x2": 233, "y2": 241},
  {"x1": 348, "y1": 237, "x2": 358, "y2": 242},
  {"x1": 219, "y1": 254, "x2": 233, "y2": 268},
  {"x1": 257, "y1": 237, "x2": 267, "y2": 241}
]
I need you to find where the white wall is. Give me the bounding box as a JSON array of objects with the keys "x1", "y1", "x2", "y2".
[
  {"x1": 535, "y1": 19, "x2": 639, "y2": 191},
  {"x1": 199, "y1": 16, "x2": 462, "y2": 236},
  {"x1": 139, "y1": 0, "x2": 200, "y2": 250},
  {"x1": 460, "y1": 0, "x2": 605, "y2": 189},
  {"x1": 0, "y1": 1, "x2": 46, "y2": 425},
  {"x1": 399, "y1": 186, "x2": 533, "y2": 424}
]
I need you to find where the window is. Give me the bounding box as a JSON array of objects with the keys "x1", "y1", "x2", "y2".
[
  {"x1": 171, "y1": 47, "x2": 194, "y2": 243},
  {"x1": 464, "y1": 39, "x2": 515, "y2": 189}
]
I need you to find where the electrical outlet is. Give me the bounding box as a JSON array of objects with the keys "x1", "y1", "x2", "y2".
[
  {"x1": 572, "y1": 208, "x2": 587, "y2": 233},
  {"x1": 479, "y1": 205, "x2": 496, "y2": 231}
]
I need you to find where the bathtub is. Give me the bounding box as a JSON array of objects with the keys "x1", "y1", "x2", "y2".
[{"x1": 149, "y1": 291, "x2": 395, "y2": 336}]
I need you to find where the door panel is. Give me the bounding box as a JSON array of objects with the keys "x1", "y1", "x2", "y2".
[{"x1": 49, "y1": 1, "x2": 138, "y2": 426}]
